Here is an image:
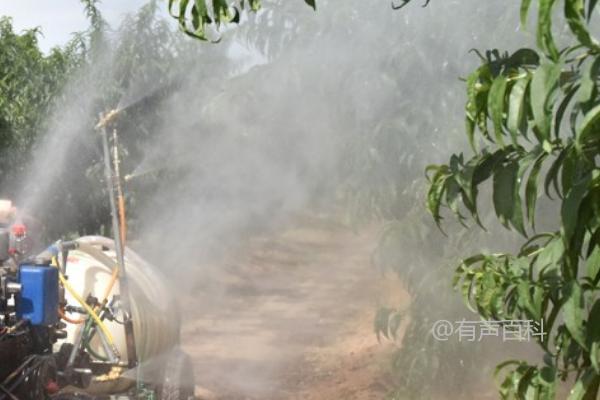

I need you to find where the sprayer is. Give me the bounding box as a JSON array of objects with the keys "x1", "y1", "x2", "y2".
[{"x1": 0, "y1": 107, "x2": 194, "y2": 400}]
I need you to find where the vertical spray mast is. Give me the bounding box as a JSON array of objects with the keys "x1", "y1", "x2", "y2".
[{"x1": 95, "y1": 109, "x2": 138, "y2": 368}]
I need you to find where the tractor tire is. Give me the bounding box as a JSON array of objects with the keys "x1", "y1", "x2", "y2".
[{"x1": 159, "y1": 348, "x2": 195, "y2": 400}]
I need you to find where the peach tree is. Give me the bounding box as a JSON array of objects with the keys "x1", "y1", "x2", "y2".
[{"x1": 426, "y1": 1, "x2": 600, "y2": 398}]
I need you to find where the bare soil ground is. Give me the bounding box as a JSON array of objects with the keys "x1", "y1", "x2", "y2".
[{"x1": 180, "y1": 214, "x2": 405, "y2": 400}]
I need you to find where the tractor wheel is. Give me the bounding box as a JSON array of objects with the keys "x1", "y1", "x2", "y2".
[{"x1": 159, "y1": 348, "x2": 195, "y2": 400}]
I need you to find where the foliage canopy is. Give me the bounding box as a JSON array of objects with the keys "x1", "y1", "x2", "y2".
[
  {"x1": 0, "y1": 17, "x2": 81, "y2": 184},
  {"x1": 168, "y1": 0, "x2": 315, "y2": 41},
  {"x1": 427, "y1": 0, "x2": 600, "y2": 398}
]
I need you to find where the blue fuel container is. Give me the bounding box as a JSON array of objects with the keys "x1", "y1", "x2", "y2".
[{"x1": 17, "y1": 265, "x2": 59, "y2": 326}]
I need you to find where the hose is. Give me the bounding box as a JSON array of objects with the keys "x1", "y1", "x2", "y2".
[
  {"x1": 54, "y1": 245, "x2": 119, "y2": 322},
  {"x1": 52, "y1": 246, "x2": 121, "y2": 361},
  {"x1": 58, "y1": 272, "x2": 115, "y2": 346},
  {"x1": 53, "y1": 254, "x2": 115, "y2": 349},
  {"x1": 82, "y1": 319, "x2": 109, "y2": 362},
  {"x1": 58, "y1": 308, "x2": 85, "y2": 325},
  {"x1": 85, "y1": 341, "x2": 109, "y2": 362}
]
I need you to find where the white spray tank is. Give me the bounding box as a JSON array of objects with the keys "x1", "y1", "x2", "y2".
[{"x1": 58, "y1": 236, "x2": 180, "y2": 393}]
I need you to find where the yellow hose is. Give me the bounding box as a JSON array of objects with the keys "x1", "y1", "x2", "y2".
[
  {"x1": 58, "y1": 272, "x2": 116, "y2": 346},
  {"x1": 58, "y1": 267, "x2": 118, "y2": 325},
  {"x1": 51, "y1": 257, "x2": 116, "y2": 347}
]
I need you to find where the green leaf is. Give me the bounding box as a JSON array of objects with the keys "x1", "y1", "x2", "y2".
[
  {"x1": 494, "y1": 359, "x2": 523, "y2": 382},
  {"x1": 445, "y1": 177, "x2": 468, "y2": 224},
  {"x1": 517, "y1": 281, "x2": 539, "y2": 319},
  {"x1": 305, "y1": 0, "x2": 316, "y2": 10},
  {"x1": 508, "y1": 48, "x2": 540, "y2": 67},
  {"x1": 466, "y1": 116, "x2": 477, "y2": 152},
  {"x1": 240, "y1": 0, "x2": 261, "y2": 11},
  {"x1": 507, "y1": 76, "x2": 529, "y2": 144},
  {"x1": 578, "y1": 57, "x2": 600, "y2": 104},
  {"x1": 537, "y1": 0, "x2": 559, "y2": 60},
  {"x1": 561, "y1": 172, "x2": 591, "y2": 243},
  {"x1": 493, "y1": 159, "x2": 520, "y2": 231},
  {"x1": 461, "y1": 271, "x2": 479, "y2": 313},
  {"x1": 521, "y1": 0, "x2": 533, "y2": 27},
  {"x1": 539, "y1": 366, "x2": 556, "y2": 386},
  {"x1": 473, "y1": 150, "x2": 505, "y2": 186},
  {"x1": 250, "y1": 0, "x2": 261, "y2": 11},
  {"x1": 576, "y1": 104, "x2": 600, "y2": 149},
  {"x1": 555, "y1": 83, "x2": 579, "y2": 139},
  {"x1": 179, "y1": 0, "x2": 191, "y2": 19},
  {"x1": 539, "y1": 366, "x2": 557, "y2": 398},
  {"x1": 588, "y1": 0, "x2": 599, "y2": 22},
  {"x1": 531, "y1": 62, "x2": 561, "y2": 141},
  {"x1": 425, "y1": 166, "x2": 449, "y2": 227},
  {"x1": 465, "y1": 69, "x2": 482, "y2": 151},
  {"x1": 489, "y1": 75, "x2": 509, "y2": 147},
  {"x1": 168, "y1": 0, "x2": 178, "y2": 16},
  {"x1": 525, "y1": 153, "x2": 547, "y2": 229},
  {"x1": 564, "y1": 281, "x2": 587, "y2": 350},
  {"x1": 587, "y1": 300, "x2": 600, "y2": 373},
  {"x1": 588, "y1": 247, "x2": 600, "y2": 285},
  {"x1": 517, "y1": 366, "x2": 537, "y2": 398},
  {"x1": 565, "y1": 0, "x2": 599, "y2": 49},
  {"x1": 544, "y1": 148, "x2": 567, "y2": 198},
  {"x1": 567, "y1": 368, "x2": 599, "y2": 400},
  {"x1": 534, "y1": 235, "x2": 564, "y2": 273},
  {"x1": 212, "y1": 0, "x2": 233, "y2": 25},
  {"x1": 532, "y1": 286, "x2": 544, "y2": 321}
]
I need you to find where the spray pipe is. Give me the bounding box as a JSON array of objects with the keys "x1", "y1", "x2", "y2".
[{"x1": 96, "y1": 110, "x2": 138, "y2": 368}]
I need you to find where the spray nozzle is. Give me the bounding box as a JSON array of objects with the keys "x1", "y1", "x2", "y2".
[
  {"x1": 95, "y1": 109, "x2": 121, "y2": 130},
  {"x1": 124, "y1": 170, "x2": 151, "y2": 182}
]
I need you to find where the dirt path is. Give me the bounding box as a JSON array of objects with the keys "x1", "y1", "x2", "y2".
[{"x1": 180, "y1": 214, "x2": 403, "y2": 400}]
